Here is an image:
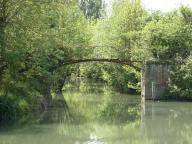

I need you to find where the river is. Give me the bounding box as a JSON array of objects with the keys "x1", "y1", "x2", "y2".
[{"x1": 0, "y1": 84, "x2": 192, "y2": 144}]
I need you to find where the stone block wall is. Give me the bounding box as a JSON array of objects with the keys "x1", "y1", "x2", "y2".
[{"x1": 141, "y1": 62, "x2": 170, "y2": 100}]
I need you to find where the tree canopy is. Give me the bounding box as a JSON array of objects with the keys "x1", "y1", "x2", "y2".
[
  {"x1": 80, "y1": 0, "x2": 105, "y2": 19},
  {"x1": 0, "y1": 0, "x2": 192, "y2": 121}
]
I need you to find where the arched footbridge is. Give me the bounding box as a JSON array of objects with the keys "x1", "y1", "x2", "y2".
[{"x1": 60, "y1": 45, "x2": 171, "y2": 100}]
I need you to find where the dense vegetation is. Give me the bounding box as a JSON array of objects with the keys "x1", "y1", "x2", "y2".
[{"x1": 0, "y1": 0, "x2": 192, "y2": 121}]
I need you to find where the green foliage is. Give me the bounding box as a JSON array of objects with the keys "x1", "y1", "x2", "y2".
[
  {"x1": 143, "y1": 11, "x2": 191, "y2": 60},
  {"x1": 78, "y1": 0, "x2": 146, "y2": 93},
  {"x1": 109, "y1": 0, "x2": 147, "y2": 60},
  {"x1": 166, "y1": 56, "x2": 192, "y2": 98},
  {"x1": 0, "y1": 0, "x2": 192, "y2": 123},
  {"x1": 80, "y1": 0, "x2": 106, "y2": 19},
  {"x1": 0, "y1": 0, "x2": 91, "y2": 117}
]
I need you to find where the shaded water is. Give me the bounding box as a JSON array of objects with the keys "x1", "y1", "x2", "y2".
[{"x1": 0, "y1": 85, "x2": 192, "y2": 144}]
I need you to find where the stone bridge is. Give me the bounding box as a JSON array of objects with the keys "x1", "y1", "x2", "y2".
[{"x1": 62, "y1": 58, "x2": 170, "y2": 100}]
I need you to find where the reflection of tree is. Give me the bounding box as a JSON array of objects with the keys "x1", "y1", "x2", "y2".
[
  {"x1": 64, "y1": 83, "x2": 141, "y2": 124},
  {"x1": 3, "y1": 86, "x2": 192, "y2": 144},
  {"x1": 97, "y1": 94, "x2": 140, "y2": 124},
  {"x1": 0, "y1": 84, "x2": 143, "y2": 144},
  {"x1": 142, "y1": 102, "x2": 192, "y2": 144}
]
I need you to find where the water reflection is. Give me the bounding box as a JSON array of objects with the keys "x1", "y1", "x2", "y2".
[
  {"x1": 86, "y1": 134, "x2": 104, "y2": 144},
  {"x1": 0, "y1": 84, "x2": 192, "y2": 144},
  {"x1": 142, "y1": 102, "x2": 192, "y2": 144}
]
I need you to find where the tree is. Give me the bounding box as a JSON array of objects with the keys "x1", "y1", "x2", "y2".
[
  {"x1": 80, "y1": 0, "x2": 105, "y2": 19},
  {"x1": 0, "y1": 0, "x2": 91, "y2": 113},
  {"x1": 79, "y1": 0, "x2": 146, "y2": 93},
  {"x1": 143, "y1": 11, "x2": 191, "y2": 60}
]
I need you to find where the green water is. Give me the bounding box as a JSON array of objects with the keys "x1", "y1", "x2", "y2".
[{"x1": 0, "y1": 86, "x2": 192, "y2": 144}]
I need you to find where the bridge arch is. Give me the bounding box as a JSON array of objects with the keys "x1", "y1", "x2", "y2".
[
  {"x1": 55, "y1": 46, "x2": 171, "y2": 100},
  {"x1": 62, "y1": 58, "x2": 141, "y2": 70},
  {"x1": 61, "y1": 58, "x2": 170, "y2": 100}
]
